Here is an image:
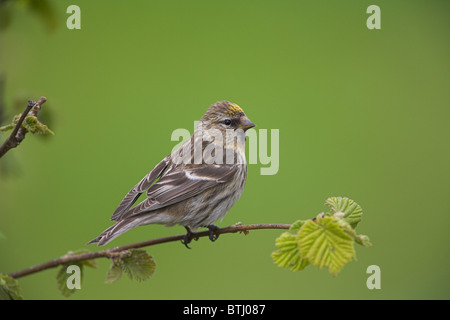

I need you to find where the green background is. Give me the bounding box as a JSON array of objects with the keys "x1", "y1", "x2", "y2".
[{"x1": 1, "y1": 0, "x2": 449, "y2": 300}]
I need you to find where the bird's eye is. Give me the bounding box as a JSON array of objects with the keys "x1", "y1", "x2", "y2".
[{"x1": 224, "y1": 119, "x2": 232, "y2": 125}]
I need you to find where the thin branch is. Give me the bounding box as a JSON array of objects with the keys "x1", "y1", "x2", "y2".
[
  {"x1": 7, "y1": 223, "x2": 290, "y2": 279},
  {"x1": 0, "y1": 96, "x2": 47, "y2": 158}
]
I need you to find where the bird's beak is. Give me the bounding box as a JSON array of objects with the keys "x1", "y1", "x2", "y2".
[{"x1": 239, "y1": 115, "x2": 256, "y2": 131}]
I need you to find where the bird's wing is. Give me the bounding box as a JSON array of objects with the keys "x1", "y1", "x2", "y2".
[
  {"x1": 120, "y1": 164, "x2": 239, "y2": 219},
  {"x1": 110, "y1": 157, "x2": 170, "y2": 221}
]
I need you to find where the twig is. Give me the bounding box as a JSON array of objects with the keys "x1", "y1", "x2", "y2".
[
  {"x1": 7, "y1": 223, "x2": 290, "y2": 279},
  {"x1": 0, "y1": 97, "x2": 47, "y2": 158}
]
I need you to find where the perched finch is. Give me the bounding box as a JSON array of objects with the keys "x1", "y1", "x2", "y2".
[{"x1": 88, "y1": 101, "x2": 255, "y2": 247}]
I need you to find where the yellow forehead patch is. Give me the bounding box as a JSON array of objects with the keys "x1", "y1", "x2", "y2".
[{"x1": 224, "y1": 103, "x2": 244, "y2": 116}]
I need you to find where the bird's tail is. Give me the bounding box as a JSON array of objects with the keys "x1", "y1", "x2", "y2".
[{"x1": 87, "y1": 218, "x2": 144, "y2": 246}]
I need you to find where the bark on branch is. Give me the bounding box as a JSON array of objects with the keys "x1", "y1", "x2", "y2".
[{"x1": 7, "y1": 223, "x2": 291, "y2": 279}]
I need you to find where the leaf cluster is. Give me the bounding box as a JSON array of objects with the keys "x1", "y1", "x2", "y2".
[
  {"x1": 55, "y1": 249, "x2": 156, "y2": 297},
  {"x1": 272, "y1": 197, "x2": 371, "y2": 275},
  {"x1": 0, "y1": 114, "x2": 54, "y2": 135}
]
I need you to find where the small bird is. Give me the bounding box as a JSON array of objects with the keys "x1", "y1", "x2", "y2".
[{"x1": 88, "y1": 101, "x2": 255, "y2": 247}]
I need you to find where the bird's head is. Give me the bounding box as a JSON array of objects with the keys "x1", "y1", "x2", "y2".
[{"x1": 200, "y1": 101, "x2": 255, "y2": 132}]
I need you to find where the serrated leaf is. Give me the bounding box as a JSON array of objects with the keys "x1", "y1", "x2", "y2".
[
  {"x1": 272, "y1": 232, "x2": 309, "y2": 272},
  {"x1": 105, "y1": 262, "x2": 123, "y2": 284},
  {"x1": 56, "y1": 266, "x2": 73, "y2": 297},
  {"x1": 0, "y1": 274, "x2": 23, "y2": 300},
  {"x1": 56, "y1": 264, "x2": 81, "y2": 297},
  {"x1": 289, "y1": 219, "x2": 306, "y2": 233},
  {"x1": 325, "y1": 197, "x2": 362, "y2": 229},
  {"x1": 297, "y1": 216, "x2": 356, "y2": 275},
  {"x1": 119, "y1": 249, "x2": 156, "y2": 282},
  {"x1": 55, "y1": 249, "x2": 98, "y2": 297}
]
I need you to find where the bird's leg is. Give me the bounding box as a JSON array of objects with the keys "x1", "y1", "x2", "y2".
[
  {"x1": 207, "y1": 224, "x2": 221, "y2": 242},
  {"x1": 181, "y1": 226, "x2": 198, "y2": 249}
]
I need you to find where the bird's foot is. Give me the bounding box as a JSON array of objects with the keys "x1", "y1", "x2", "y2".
[
  {"x1": 207, "y1": 224, "x2": 221, "y2": 242},
  {"x1": 181, "y1": 227, "x2": 198, "y2": 249}
]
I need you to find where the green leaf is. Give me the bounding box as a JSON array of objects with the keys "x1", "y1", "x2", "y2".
[
  {"x1": 289, "y1": 219, "x2": 306, "y2": 233},
  {"x1": 0, "y1": 274, "x2": 23, "y2": 300},
  {"x1": 56, "y1": 264, "x2": 83, "y2": 298},
  {"x1": 272, "y1": 232, "x2": 309, "y2": 271},
  {"x1": 56, "y1": 249, "x2": 97, "y2": 297},
  {"x1": 105, "y1": 262, "x2": 123, "y2": 284},
  {"x1": 106, "y1": 249, "x2": 156, "y2": 283},
  {"x1": 297, "y1": 216, "x2": 356, "y2": 276},
  {"x1": 121, "y1": 250, "x2": 156, "y2": 281},
  {"x1": 325, "y1": 197, "x2": 362, "y2": 229}
]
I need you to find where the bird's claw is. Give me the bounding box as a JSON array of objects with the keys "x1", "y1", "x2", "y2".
[
  {"x1": 181, "y1": 227, "x2": 198, "y2": 249},
  {"x1": 207, "y1": 224, "x2": 220, "y2": 242},
  {"x1": 181, "y1": 225, "x2": 220, "y2": 248}
]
